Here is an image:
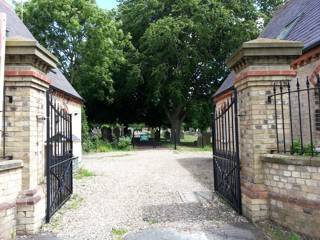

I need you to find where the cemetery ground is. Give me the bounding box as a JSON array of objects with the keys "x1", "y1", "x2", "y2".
[{"x1": 18, "y1": 149, "x2": 302, "y2": 240}]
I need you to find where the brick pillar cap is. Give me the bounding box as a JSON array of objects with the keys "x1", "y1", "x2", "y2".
[
  {"x1": 6, "y1": 37, "x2": 58, "y2": 70},
  {"x1": 227, "y1": 38, "x2": 304, "y2": 72}
]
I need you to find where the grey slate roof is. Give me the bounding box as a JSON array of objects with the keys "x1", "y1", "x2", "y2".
[
  {"x1": 214, "y1": 0, "x2": 320, "y2": 98},
  {"x1": 261, "y1": 0, "x2": 320, "y2": 51},
  {"x1": 47, "y1": 69, "x2": 83, "y2": 100},
  {"x1": 0, "y1": 1, "x2": 82, "y2": 101},
  {"x1": 213, "y1": 72, "x2": 235, "y2": 97},
  {"x1": 0, "y1": 0, "x2": 35, "y2": 40}
]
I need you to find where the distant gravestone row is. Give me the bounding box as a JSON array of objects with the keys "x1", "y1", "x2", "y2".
[{"x1": 101, "y1": 126, "x2": 130, "y2": 142}]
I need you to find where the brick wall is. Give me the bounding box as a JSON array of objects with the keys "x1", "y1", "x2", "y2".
[
  {"x1": 263, "y1": 154, "x2": 320, "y2": 238},
  {"x1": 0, "y1": 160, "x2": 23, "y2": 240},
  {"x1": 2, "y1": 39, "x2": 57, "y2": 237},
  {"x1": 16, "y1": 187, "x2": 46, "y2": 235}
]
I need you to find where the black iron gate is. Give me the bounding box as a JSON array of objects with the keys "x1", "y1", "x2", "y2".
[
  {"x1": 46, "y1": 90, "x2": 75, "y2": 222},
  {"x1": 212, "y1": 89, "x2": 242, "y2": 214}
]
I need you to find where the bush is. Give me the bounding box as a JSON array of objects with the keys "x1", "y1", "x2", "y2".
[
  {"x1": 95, "y1": 139, "x2": 113, "y2": 152},
  {"x1": 113, "y1": 137, "x2": 132, "y2": 150},
  {"x1": 82, "y1": 107, "x2": 92, "y2": 152},
  {"x1": 292, "y1": 139, "x2": 316, "y2": 156},
  {"x1": 84, "y1": 137, "x2": 132, "y2": 153}
]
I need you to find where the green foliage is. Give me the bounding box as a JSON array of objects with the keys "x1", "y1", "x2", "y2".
[
  {"x1": 86, "y1": 138, "x2": 112, "y2": 152},
  {"x1": 85, "y1": 137, "x2": 132, "y2": 153},
  {"x1": 270, "y1": 227, "x2": 301, "y2": 240},
  {"x1": 112, "y1": 228, "x2": 128, "y2": 240},
  {"x1": 129, "y1": 123, "x2": 145, "y2": 130},
  {"x1": 82, "y1": 107, "x2": 92, "y2": 152},
  {"x1": 260, "y1": 221, "x2": 302, "y2": 240},
  {"x1": 292, "y1": 139, "x2": 316, "y2": 156},
  {"x1": 113, "y1": 137, "x2": 132, "y2": 150},
  {"x1": 68, "y1": 194, "x2": 84, "y2": 209},
  {"x1": 17, "y1": 0, "x2": 287, "y2": 130},
  {"x1": 94, "y1": 139, "x2": 113, "y2": 152},
  {"x1": 17, "y1": 0, "x2": 133, "y2": 107},
  {"x1": 118, "y1": 0, "x2": 260, "y2": 138},
  {"x1": 75, "y1": 168, "x2": 96, "y2": 180},
  {"x1": 187, "y1": 101, "x2": 211, "y2": 132},
  {"x1": 255, "y1": 0, "x2": 286, "y2": 26},
  {"x1": 101, "y1": 123, "x2": 123, "y2": 129},
  {"x1": 164, "y1": 143, "x2": 212, "y2": 152}
]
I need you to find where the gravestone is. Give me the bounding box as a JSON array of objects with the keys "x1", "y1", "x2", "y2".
[
  {"x1": 114, "y1": 127, "x2": 120, "y2": 140},
  {"x1": 101, "y1": 127, "x2": 113, "y2": 142}
]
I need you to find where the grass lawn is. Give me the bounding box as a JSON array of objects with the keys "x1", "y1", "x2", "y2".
[
  {"x1": 163, "y1": 143, "x2": 212, "y2": 152},
  {"x1": 181, "y1": 133, "x2": 198, "y2": 144}
]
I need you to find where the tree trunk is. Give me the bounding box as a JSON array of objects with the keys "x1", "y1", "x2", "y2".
[
  {"x1": 165, "y1": 105, "x2": 186, "y2": 145},
  {"x1": 170, "y1": 118, "x2": 182, "y2": 144}
]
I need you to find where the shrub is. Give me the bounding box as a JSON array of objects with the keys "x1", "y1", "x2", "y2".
[
  {"x1": 112, "y1": 137, "x2": 132, "y2": 150},
  {"x1": 291, "y1": 139, "x2": 316, "y2": 156},
  {"x1": 81, "y1": 107, "x2": 92, "y2": 152}
]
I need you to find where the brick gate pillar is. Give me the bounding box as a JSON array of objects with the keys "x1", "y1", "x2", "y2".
[
  {"x1": 226, "y1": 38, "x2": 303, "y2": 221},
  {"x1": 4, "y1": 38, "x2": 58, "y2": 234}
]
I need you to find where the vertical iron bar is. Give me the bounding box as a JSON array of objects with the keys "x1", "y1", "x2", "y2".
[
  {"x1": 297, "y1": 79, "x2": 304, "y2": 154},
  {"x1": 46, "y1": 91, "x2": 50, "y2": 223},
  {"x1": 60, "y1": 109, "x2": 63, "y2": 159},
  {"x1": 274, "y1": 83, "x2": 279, "y2": 152},
  {"x1": 233, "y1": 89, "x2": 242, "y2": 214},
  {"x1": 50, "y1": 94, "x2": 53, "y2": 215},
  {"x1": 287, "y1": 81, "x2": 294, "y2": 154},
  {"x1": 67, "y1": 112, "x2": 69, "y2": 155},
  {"x1": 280, "y1": 82, "x2": 286, "y2": 152},
  {"x1": 174, "y1": 129, "x2": 177, "y2": 150},
  {"x1": 218, "y1": 110, "x2": 221, "y2": 153},
  {"x1": 70, "y1": 113, "x2": 73, "y2": 194},
  {"x1": 317, "y1": 74, "x2": 320, "y2": 117},
  {"x1": 212, "y1": 107, "x2": 216, "y2": 154},
  {"x1": 54, "y1": 101, "x2": 57, "y2": 164},
  {"x1": 231, "y1": 97, "x2": 235, "y2": 155},
  {"x1": 306, "y1": 77, "x2": 314, "y2": 156},
  {"x1": 228, "y1": 100, "x2": 231, "y2": 157},
  {"x1": 224, "y1": 104, "x2": 227, "y2": 158},
  {"x1": 211, "y1": 107, "x2": 217, "y2": 192},
  {"x1": 317, "y1": 75, "x2": 320, "y2": 155},
  {"x1": 231, "y1": 97, "x2": 235, "y2": 201},
  {"x1": 221, "y1": 106, "x2": 225, "y2": 157},
  {"x1": 64, "y1": 111, "x2": 67, "y2": 157},
  {"x1": 53, "y1": 101, "x2": 57, "y2": 212}
]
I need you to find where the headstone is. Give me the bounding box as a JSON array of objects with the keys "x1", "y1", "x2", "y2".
[
  {"x1": 164, "y1": 130, "x2": 171, "y2": 141},
  {"x1": 114, "y1": 127, "x2": 120, "y2": 140},
  {"x1": 101, "y1": 127, "x2": 112, "y2": 142},
  {"x1": 180, "y1": 131, "x2": 184, "y2": 139},
  {"x1": 197, "y1": 132, "x2": 211, "y2": 147}
]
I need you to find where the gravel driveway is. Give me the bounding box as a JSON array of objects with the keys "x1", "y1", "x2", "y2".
[{"x1": 19, "y1": 149, "x2": 265, "y2": 240}]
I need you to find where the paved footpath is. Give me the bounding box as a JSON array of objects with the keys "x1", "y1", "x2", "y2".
[{"x1": 19, "y1": 150, "x2": 266, "y2": 240}]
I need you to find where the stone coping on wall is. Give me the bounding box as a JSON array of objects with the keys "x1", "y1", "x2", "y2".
[
  {"x1": 0, "y1": 160, "x2": 23, "y2": 172},
  {"x1": 227, "y1": 38, "x2": 303, "y2": 71},
  {"x1": 6, "y1": 38, "x2": 58, "y2": 71},
  {"x1": 262, "y1": 153, "x2": 320, "y2": 167}
]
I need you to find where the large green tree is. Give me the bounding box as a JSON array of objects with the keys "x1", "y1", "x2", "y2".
[
  {"x1": 17, "y1": 0, "x2": 131, "y2": 107},
  {"x1": 119, "y1": 0, "x2": 260, "y2": 141}
]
